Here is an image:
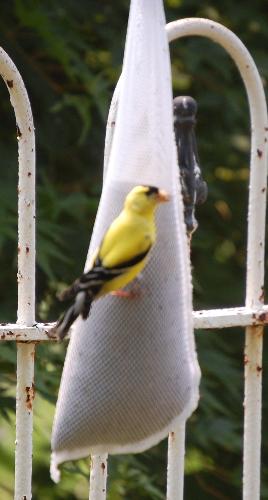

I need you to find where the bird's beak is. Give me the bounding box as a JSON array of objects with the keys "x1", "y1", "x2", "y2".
[{"x1": 157, "y1": 189, "x2": 170, "y2": 203}]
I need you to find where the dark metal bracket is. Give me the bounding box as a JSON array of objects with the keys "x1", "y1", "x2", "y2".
[{"x1": 173, "y1": 96, "x2": 208, "y2": 236}]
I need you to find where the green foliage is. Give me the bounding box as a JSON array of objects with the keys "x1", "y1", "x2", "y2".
[{"x1": 0, "y1": 0, "x2": 268, "y2": 498}]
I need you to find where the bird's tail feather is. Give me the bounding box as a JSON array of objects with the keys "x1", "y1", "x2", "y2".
[
  {"x1": 56, "y1": 305, "x2": 79, "y2": 340},
  {"x1": 55, "y1": 291, "x2": 92, "y2": 340},
  {"x1": 81, "y1": 292, "x2": 93, "y2": 319},
  {"x1": 57, "y1": 282, "x2": 78, "y2": 302}
]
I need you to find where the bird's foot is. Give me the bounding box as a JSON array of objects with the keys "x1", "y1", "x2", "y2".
[{"x1": 111, "y1": 285, "x2": 142, "y2": 299}]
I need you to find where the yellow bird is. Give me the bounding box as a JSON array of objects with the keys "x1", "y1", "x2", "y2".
[{"x1": 53, "y1": 185, "x2": 169, "y2": 339}]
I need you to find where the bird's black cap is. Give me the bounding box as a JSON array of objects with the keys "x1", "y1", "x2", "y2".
[{"x1": 145, "y1": 186, "x2": 159, "y2": 196}]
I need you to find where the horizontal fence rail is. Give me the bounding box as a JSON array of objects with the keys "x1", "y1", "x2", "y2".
[{"x1": 1, "y1": 305, "x2": 268, "y2": 341}]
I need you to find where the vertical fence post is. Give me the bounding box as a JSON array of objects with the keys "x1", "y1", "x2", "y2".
[
  {"x1": 15, "y1": 344, "x2": 35, "y2": 498},
  {"x1": 167, "y1": 424, "x2": 186, "y2": 500},
  {"x1": 0, "y1": 47, "x2": 36, "y2": 499},
  {"x1": 89, "y1": 454, "x2": 108, "y2": 500},
  {"x1": 166, "y1": 18, "x2": 268, "y2": 499},
  {"x1": 87, "y1": 73, "x2": 121, "y2": 500}
]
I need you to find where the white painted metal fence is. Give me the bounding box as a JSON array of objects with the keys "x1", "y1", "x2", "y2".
[{"x1": 0, "y1": 17, "x2": 267, "y2": 500}]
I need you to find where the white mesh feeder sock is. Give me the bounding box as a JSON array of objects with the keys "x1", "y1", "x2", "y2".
[{"x1": 51, "y1": 0, "x2": 200, "y2": 482}]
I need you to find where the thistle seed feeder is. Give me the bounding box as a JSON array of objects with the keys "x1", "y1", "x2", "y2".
[{"x1": 51, "y1": 0, "x2": 200, "y2": 481}]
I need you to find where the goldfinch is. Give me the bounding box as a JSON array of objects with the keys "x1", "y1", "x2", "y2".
[{"x1": 53, "y1": 185, "x2": 169, "y2": 340}]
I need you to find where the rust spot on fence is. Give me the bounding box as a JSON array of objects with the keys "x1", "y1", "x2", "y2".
[
  {"x1": 170, "y1": 431, "x2": 175, "y2": 442},
  {"x1": 25, "y1": 384, "x2": 35, "y2": 411},
  {"x1": 16, "y1": 125, "x2": 22, "y2": 139},
  {"x1": 27, "y1": 171, "x2": 32, "y2": 177},
  {"x1": 28, "y1": 126, "x2": 31, "y2": 132},
  {"x1": 6, "y1": 79, "x2": 13, "y2": 88},
  {"x1": 256, "y1": 365, "x2": 262, "y2": 375},
  {"x1": 1, "y1": 333, "x2": 6, "y2": 340},
  {"x1": 262, "y1": 187, "x2": 266, "y2": 193},
  {"x1": 259, "y1": 286, "x2": 265, "y2": 303},
  {"x1": 46, "y1": 327, "x2": 58, "y2": 340},
  {"x1": 17, "y1": 271, "x2": 23, "y2": 282},
  {"x1": 7, "y1": 331, "x2": 13, "y2": 336},
  {"x1": 244, "y1": 354, "x2": 249, "y2": 365},
  {"x1": 26, "y1": 246, "x2": 30, "y2": 254},
  {"x1": 257, "y1": 149, "x2": 263, "y2": 158},
  {"x1": 45, "y1": 327, "x2": 59, "y2": 341},
  {"x1": 101, "y1": 462, "x2": 106, "y2": 472},
  {"x1": 257, "y1": 312, "x2": 268, "y2": 323}
]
